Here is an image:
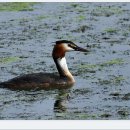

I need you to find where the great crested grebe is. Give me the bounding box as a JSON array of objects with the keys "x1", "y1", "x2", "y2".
[{"x1": 0, "y1": 40, "x2": 88, "y2": 90}]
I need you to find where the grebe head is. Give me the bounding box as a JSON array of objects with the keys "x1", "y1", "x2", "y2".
[
  {"x1": 52, "y1": 40, "x2": 88, "y2": 83},
  {"x1": 52, "y1": 40, "x2": 88, "y2": 58}
]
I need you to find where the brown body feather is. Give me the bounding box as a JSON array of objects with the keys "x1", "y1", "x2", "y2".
[{"x1": 0, "y1": 73, "x2": 74, "y2": 90}]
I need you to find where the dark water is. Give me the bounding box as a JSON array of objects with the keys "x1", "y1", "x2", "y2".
[{"x1": 0, "y1": 2, "x2": 130, "y2": 119}]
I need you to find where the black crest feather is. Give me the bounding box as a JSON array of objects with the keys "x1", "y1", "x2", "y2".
[{"x1": 56, "y1": 40, "x2": 74, "y2": 44}]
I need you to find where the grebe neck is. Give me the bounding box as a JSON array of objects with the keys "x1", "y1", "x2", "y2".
[{"x1": 53, "y1": 57, "x2": 75, "y2": 83}]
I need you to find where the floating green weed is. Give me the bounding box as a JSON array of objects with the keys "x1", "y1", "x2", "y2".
[
  {"x1": 79, "y1": 64, "x2": 97, "y2": 69},
  {"x1": 114, "y1": 76, "x2": 125, "y2": 84},
  {"x1": 72, "y1": 25, "x2": 90, "y2": 33},
  {"x1": 99, "y1": 75, "x2": 125, "y2": 85},
  {"x1": 100, "y1": 113, "x2": 112, "y2": 118},
  {"x1": 0, "y1": 2, "x2": 35, "y2": 11},
  {"x1": 101, "y1": 58, "x2": 124, "y2": 66},
  {"x1": 104, "y1": 28, "x2": 118, "y2": 33},
  {"x1": 94, "y1": 6, "x2": 123, "y2": 16},
  {"x1": 79, "y1": 58, "x2": 124, "y2": 70},
  {"x1": 55, "y1": 112, "x2": 96, "y2": 119},
  {"x1": 123, "y1": 31, "x2": 129, "y2": 37},
  {"x1": 78, "y1": 15, "x2": 86, "y2": 21},
  {"x1": 70, "y1": 4, "x2": 85, "y2": 12},
  {"x1": 118, "y1": 110, "x2": 129, "y2": 117},
  {"x1": 36, "y1": 15, "x2": 49, "y2": 20},
  {"x1": 97, "y1": 6, "x2": 122, "y2": 13},
  {"x1": 76, "y1": 7, "x2": 85, "y2": 13},
  {"x1": 0, "y1": 57, "x2": 20, "y2": 64},
  {"x1": 71, "y1": 3, "x2": 79, "y2": 8}
]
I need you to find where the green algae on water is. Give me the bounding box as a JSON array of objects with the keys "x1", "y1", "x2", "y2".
[
  {"x1": 36, "y1": 15, "x2": 49, "y2": 21},
  {"x1": 79, "y1": 58, "x2": 124, "y2": 69},
  {"x1": 0, "y1": 3, "x2": 35, "y2": 11},
  {"x1": 98, "y1": 75, "x2": 125, "y2": 85},
  {"x1": 101, "y1": 58, "x2": 124, "y2": 66},
  {"x1": 104, "y1": 28, "x2": 118, "y2": 33},
  {"x1": 94, "y1": 6, "x2": 123, "y2": 16},
  {"x1": 0, "y1": 57, "x2": 20, "y2": 64}
]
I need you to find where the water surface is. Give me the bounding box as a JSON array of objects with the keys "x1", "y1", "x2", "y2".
[{"x1": 0, "y1": 2, "x2": 130, "y2": 119}]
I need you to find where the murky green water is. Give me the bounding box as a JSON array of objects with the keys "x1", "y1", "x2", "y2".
[{"x1": 0, "y1": 2, "x2": 130, "y2": 119}]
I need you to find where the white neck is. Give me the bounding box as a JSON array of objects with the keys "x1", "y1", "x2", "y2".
[
  {"x1": 58, "y1": 57, "x2": 69, "y2": 72},
  {"x1": 56, "y1": 57, "x2": 75, "y2": 82}
]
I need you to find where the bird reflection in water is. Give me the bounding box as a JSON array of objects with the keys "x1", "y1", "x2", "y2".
[{"x1": 54, "y1": 88, "x2": 71, "y2": 113}]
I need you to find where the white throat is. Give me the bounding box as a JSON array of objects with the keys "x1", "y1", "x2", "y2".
[
  {"x1": 58, "y1": 57, "x2": 69, "y2": 72},
  {"x1": 57, "y1": 57, "x2": 75, "y2": 82}
]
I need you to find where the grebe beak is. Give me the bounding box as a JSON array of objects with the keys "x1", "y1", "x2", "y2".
[{"x1": 74, "y1": 45, "x2": 89, "y2": 52}]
